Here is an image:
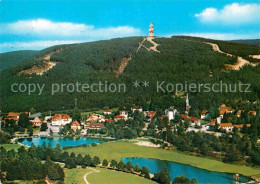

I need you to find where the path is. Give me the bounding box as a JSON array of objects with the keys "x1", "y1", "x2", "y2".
[
  {"x1": 136, "y1": 37, "x2": 160, "y2": 53},
  {"x1": 204, "y1": 42, "x2": 257, "y2": 70},
  {"x1": 249, "y1": 55, "x2": 260, "y2": 59},
  {"x1": 182, "y1": 38, "x2": 258, "y2": 71},
  {"x1": 116, "y1": 36, "x2": 160, "y2": 76},
  {"x1": 146, "y1": 37, "x2": 160, "y2": 52},
  {"x1": 84, "y1": 167, "x2": 100, "y2": 184},
  {"x1": 204, "y1": 42, "x2": 232, "y2": 57}
]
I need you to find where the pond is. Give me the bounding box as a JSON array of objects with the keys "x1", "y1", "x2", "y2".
[
  {"x1": 18, "y1": 137, "x2": 102, "y2": 148},
  {"x1": 122, "y1": 157, "x2": 250, "y2": 184}
]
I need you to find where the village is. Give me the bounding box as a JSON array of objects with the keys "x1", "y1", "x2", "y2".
[{"x1": 1, "y1": 93, "x2": 257, "y2": 140}]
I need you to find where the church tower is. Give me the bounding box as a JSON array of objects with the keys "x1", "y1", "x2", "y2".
[
  {"x1": 149, "y1": 22, "x2": 154, "y2": 37},
  {"x1": 185, "y1": 93, "x2": 191, "y2": 114}
]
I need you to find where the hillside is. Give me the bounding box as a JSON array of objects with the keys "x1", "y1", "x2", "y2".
[
  {"x1": 230, "y1": 39, "x2": 260, "y2": 47},
  {"x1": 0, "y1": 36, "x2": 260, "y2": 114},
  {"x1": 0, "y1": 50, "x2": 37, "y2": 71}
]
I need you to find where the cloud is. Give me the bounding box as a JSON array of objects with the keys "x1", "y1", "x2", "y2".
[
  {"x1": 0, "y1": 19, "x2": 142, "y2": 39},
  {"x1": 165, "y1": 32, "x2": 260, "y2": 40},
  {"x1": 0, "y1": 40, "x2": 86, "y2": 53},
  {"x1": 0, "y1": 19, "x2": 142, "y2": 52},
  {"x1": 195, "y1": 3, "x2": 260, "y2": 25}
]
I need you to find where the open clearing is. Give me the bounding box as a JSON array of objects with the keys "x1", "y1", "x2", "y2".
[
  {"x1": 1, "y1": 144, "x2": 22, "y2": 150},
  {"x1": 64, "y1": 167, "x2": 155, "y2": 184}
]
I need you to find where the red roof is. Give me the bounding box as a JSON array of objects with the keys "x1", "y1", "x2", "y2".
[
  {"x1": 189, "y1": 117, "x2": 200, "y2": 122},
  {"x1": 105, "y1": 119, "x2": 113, "y2": 123},
  {"x1": 114, "y1": 115, "x2": 126, "y2": 119},
  {"x1": 181, "y1": 114, "x2": 188, "y2": 119},
  {"x1": 220, "y1": 109, "x2": 227, "y2": 115},
  {"x1": 52, "y1": 114, "x2": 70, "y2": 121},
  {"x1": 71, "y1": 120, "x2": 80, "y2": 126},
  {"x1": 210, "y1": 120, "x2": 216, "y2": 125},
  {"x1": 8, "y1": 112, "x2": 20, "y2": 117},
  {"x1": 236, "y1": 110, "x2": 244, "y2": 116},
  {"x1": 248, "y1": 111, "x2": 256, "y2": 115},
  {"x1": 33, "y1": 116, "x2": 41, "y2": 123},
  {"x1": 220, "y1": 123, "x2": 232, "y2": 127},
  {"x1": 105, "y1": 110, "x2": 111, "y2": 112},
  {"x1": 233, "y1": 124, "x2": 243, "y2": 129},
  {"x1": 201, "y1": 110, "x2": 208, "y2": 115},
  {"x1": 148, "y1": 111, "x2": 156, "y2": 116}
]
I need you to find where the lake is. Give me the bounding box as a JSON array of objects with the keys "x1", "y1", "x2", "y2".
[
  {"x1": 18, "y1": 137, "x2": 101, "y2": 148},
  {"x1": 122, "y1": 157, "x2": 250, "y2": 184}
]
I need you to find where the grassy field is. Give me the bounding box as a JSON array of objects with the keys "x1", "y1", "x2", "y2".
[
  {"x1": 88, "y1": 168, "x2": 155, "y2": 184},
  {"x1": 64, "y1": 168, "x2": 92, "y2": 184},
  {"x1": 1, "y1": 144, "x2": 22, "y2": 150},
  {"x1": 67, "y1": 141, "x2": 260, "y2": 177},
  {"x1": 64, "y1": 167, "x2": 155, "y2": 184}
]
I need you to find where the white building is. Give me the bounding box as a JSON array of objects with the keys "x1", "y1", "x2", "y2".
[
  {"x1": 120, "y1": 111, "x2": 128, "y2": 120},
  {"x1": 165, "y1": 106, "x2": 178, "y2": 121},
  {"x1": 51, "y1": 114, "x2": 72, "y2": 126},
  {"x1": 104, "y1": 110, "x2": 112, "y2": 115}
]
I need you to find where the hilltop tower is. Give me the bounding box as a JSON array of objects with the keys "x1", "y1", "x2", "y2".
[{"x1": 149, "y1": 22, "x2": 154, "y2": 37}]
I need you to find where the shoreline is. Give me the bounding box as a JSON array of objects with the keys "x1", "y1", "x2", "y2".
[{"x1": 5, "y1": 138, "x2": 260, "y2": 181}]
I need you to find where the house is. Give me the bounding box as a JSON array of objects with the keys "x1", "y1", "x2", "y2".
[
  {"x1": 200, "y1": 110, "x2": 209, "y2": 119},
  {"x1": 104, "y1": 110, "x2": 112, "y2": 115},
  {"x1": 120, "y1": 111, "x2": 128, "y2": 120},
  {"x1": 6, "y1": 112, "x2": 20, "y2": 122},
  {"x1": 248, "y1": 110, "x2": 256, "y2": 116},
  {"x1": 132, "y1": 107, "x2": 143, "y2": 113},
  {"x1": 86, "y1": 123, "x2": 104, "y2": 130},
  {"x1": 51, "y1": 114, "x2": 72, "y2": 126},
  {"x1": 236, "y1": 110, "x2": 244, "y2": 118},
  {"x1": 86, "y1": 114, "x2": 105, "y2": 123},
  {"x1": 189, "y1": 117, "x2": 201, "y2": 126},
  {"x1": 165, "y1": 107, "x2": 178, "y2": 121},
  {"x1": 219, "y1": 104, "x2": 233, "y2": 113},
  {"x1": 147, "y1": 111, "x2": 157, "y2": 122},
  {"x1": 71, "y1": 120, "x2": 81, "y2": 131},
  {"x1": 114, "y1": 115, "x2": 127, "y2": 122},
  {"x1": 220, "y1": 123, "x2": 233, "y2": 132},
  {"x1": 32, "y1": 116, "x2": 42, "y2": 127}
]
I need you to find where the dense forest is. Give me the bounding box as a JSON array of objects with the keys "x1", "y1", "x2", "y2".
[
  {"x1": 0, "y1": 50, "x2": 37, "y2": 71},
  {"x1": 0, "y1": 36, "x2": 259, "y2": 115},
  {"x1": 230, "y1": 39, "x2": 260, "y2": 47}
]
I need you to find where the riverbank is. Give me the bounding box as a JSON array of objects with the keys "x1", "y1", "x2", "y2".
[{"x1": 66, "y1": 141, "x2": 260, "y2": 179}]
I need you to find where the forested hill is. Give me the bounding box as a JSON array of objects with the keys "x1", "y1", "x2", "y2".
[
  {"x1": 0, "y1": 36, "x2": 260, "y2": 115},
  {"x1": 0, "y1": 50, "x2": 37, "y2": 71},
  {"x1": 230, "y1": 39, "x2": 260, "y2": 47}
]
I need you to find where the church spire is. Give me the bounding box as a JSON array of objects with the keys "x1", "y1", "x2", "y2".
[{"x1": 185, "y1": 93, "x2": 191, "y2": 114}]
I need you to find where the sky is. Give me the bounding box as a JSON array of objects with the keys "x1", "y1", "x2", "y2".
[{"x1": 0, "y1": 0, "x2": 259, "y2": 53}]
